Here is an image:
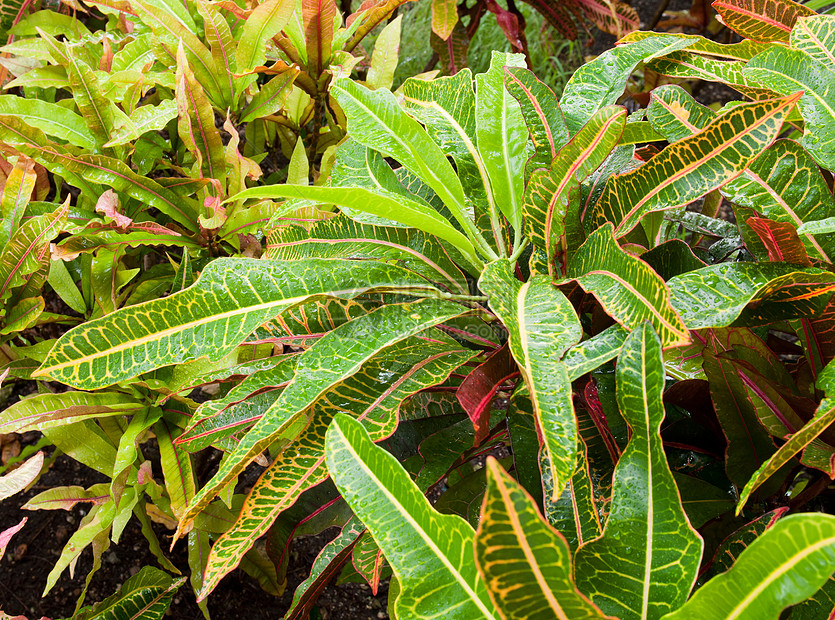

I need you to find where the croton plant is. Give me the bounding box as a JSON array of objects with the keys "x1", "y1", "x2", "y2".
[{"x1": 2, "y1": 0, "x2": 835, "y2": 616}]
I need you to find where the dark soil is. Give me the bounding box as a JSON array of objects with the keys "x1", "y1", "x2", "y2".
[{"x1": 0, "y1": 450, "x2": 389, "y2": 619}]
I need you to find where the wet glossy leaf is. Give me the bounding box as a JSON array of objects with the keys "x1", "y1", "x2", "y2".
[
  {"x1": 177, "y1": 300, "x2": 468, "y2": 539},
  {"x1": 480, "y1": 260, "x2": 582, "y2": 498},
  {"x1": 36, "y1": 258, "x2": 441, "y2": 389},
  {"x1": 475, "y1": 51, "x2": 526, "y2": 232},
  {"x1": 475, "y1": 458, "x2": 609, "y2": 619},
  {"x1": 574, "y1": 324, "x2": 702, "y2": 620},
  {"x1": 738, "y1": 398, "x2": 835, "y2": 512},
  {"x1": 567, "y1": 223, "x2": 689, "y2": 347},
  {"x1": 0, "y1": 95, "x2": 96, "y2": 149},
  {"x1": 664, "y1": 513, "x2": 835, "y2": 620},
  {"x1": 792, "y1": 15, "x2": 835, "y2": 68},
  {"x1": 646, "y1": 84, "x2": 716, "y2": 143},
  {"x1": 195, "y1": 338, "x2": 472, "y2": 597},
  {"x1": 593, "y1": 94, "x2": 799, "y2": 237},
  {"x1": 73, "y1": 566, "x2": 186, "y2": 620},
  {"x1": 714, "y1": 0, "x2": 813, "y2": 43},
  {"x1": 563, "y1": 324, "x2": 630, "y2": 380},
  {"x1": 522, "y1": 106, "x2": 625, "y2": 274},
  {"x1": 326, "y1": 414, "x2": 499, "y2": 619}
]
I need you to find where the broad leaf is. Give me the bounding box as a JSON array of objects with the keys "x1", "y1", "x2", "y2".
[
  {"x1": 36, "y1": 258, "x2": 441, "y2": 389},
  {"x1": 0, "y1": 451, "x2": 43, "y2": 500},
  {"x1": 664, "y1": 513, "x2": 835, "y2": 620},
  {"x1": 0, "y1": 95, "x2": 96, "y2": 149},
  {"x1": 326, "y1": 414, "x2": 499, "y2": 619},
  {"x1": 475, "y1": 458, "x2": 609, "y2": 619},
  {"x1": 73, "y1": 566, "x2": 185, "y2": 620},
  {"x1": 480, "y1": 260, "x2": 582, "y2": 497},
  {"x1": 574, "y1": 324, "x2": 702, "y2": 619},
  {"x1": 713, "y1": 0, "x2": 813, "y2": 43},
  {"x1": 176, "y1": 300, "x2": 468, "y2": 538},
  {"x1": 567, "y1": 223, "x2": 689, "y2": 347},
  {"x1": 593, "y1": 93, "x2": 800, "y2": 237}
]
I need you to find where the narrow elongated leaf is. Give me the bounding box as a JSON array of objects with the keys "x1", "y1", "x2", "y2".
[
  {"x1": 480, "y1": 260, "x2": 582, "y2": 498},
  {"x1": 567, "y1": 223, "x2": 689, "y2": 347},
  {"x1": 131, "y1": 0, "x2": 224, "y2": 106},
  {"x1": 344, "y1": 0, "x2": 417, "y2": 52},
  {"x1": 475, "y1": 458, "x2": 609, "y2": 619},
  {"x1": 284, "y1": 517, "x2": 364, "y2": 619},
  {"x1": 63, "y1": 45, "x2": 116, "y2": 148},
  {"x1": 175, "y1": 43, "x2": 225, "y2": 190},
  {"x1": 239, "y1": 67, "x2": 299, "y2": 123},
  {"x1": 503, "y1": 67, "x2": 569, "y2": 174},
  {"x1": 0, "y1": 518, "x2": 26, "y2": 561},
  {"x1": 177, "y1": 300, "x2": 468, "y2": 539},
  {"x1": 196, "y1": 0, "x2": 236, "y2": 107},
  {"x1": 35, "y1": 258, "x2": 441, "y2": 389},
  {"x1": 0, "y1": 202, "x2": 66, "y2": 303},
  {"x1": 738, "y1": 398, "x2": 835, "y2": 511},
  {"x1": 266, "y1": 215, "x2": 469, "y2": 294},
  {"x1": 457, "y1": 344, "x2": 516, "y2": 444},
  {"x1": 0, "y1": 95, "x2": 96, "y2": 149},
  {"x1": 154, "y1": 419, "x2": 196, "y2": 521},
  {"x1": 721, "y1": 140, "x2": 835, "y2": 263},
  {"x1": 326, "y1": 414, "x2": 499, "y2": 619},
  {"x1": 593, "y1": 93, "x2": 800, "y2": 237},
  {"x1": 10, "y1": 143, "x2": 200, "y2": 232},
  {"x1": 230, "y1": 184, "x2": 480, "y2": 268},
  {"x1": 104, "y1": 100, "x2": 179, "y2": 148},
  {"x1": 563, "y1": 324, "x2": 630, "y2": 380},
  {"x1": 668, "y1": 262, "x2": 835, "y2": 329},
  {"x1": 0, "y1": 390, "x2": 144, "y2": 433},
  {"x1": 574, "y1": 324, "x2": 702, "y2": 620},
  {"x1": 0, "y1": 155, "x2": 36, "y2": 247},
  {"x1": 522, "y1": 106, "x2": 625, "y2": 274},
  {"x1": 714, "y1": 0, "x2": 813, "y2": 43},
  {"x1": 745, "y1": 48, "x2": 835, "y2": 170},
  {"x1": 237, "y1": 0, "x2": 298, "y2": 74},
  {"x1": 664, "y1": 513, "x2": 835, "y2": 620},
  {"x1": 197, "y1": 338, "x2": 472, "y2": 598},
  {"x1": 303, "y1": 0, "x2": 337, "y2": 75},
  {"x1": 331, "y1": 78, "x2": 486, "y2": 257},
  {"x1": 560, "y1": 36, "x2": 693, "y2": 134},
  {"x1": 475, "y1": 51, "x2": 526, "y2": 232}
]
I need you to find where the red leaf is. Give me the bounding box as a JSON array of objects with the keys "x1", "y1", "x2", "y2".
[
  {"x1": 747, "y1": 216, "x2": 811, "y2": 266},
  {"x1": 485, "y1": 0, "x2": 524, "y2": 51},
  {"x1": 456, "y1": 344, "x2": 518, "y2": 445}
]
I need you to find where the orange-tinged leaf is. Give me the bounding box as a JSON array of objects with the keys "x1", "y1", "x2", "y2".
[
  {"x1": 475, "y1": 458, "x2": 611, "y2": 620},
  {"x1": 747, "y1": 216, "x2": 811, "y2": 265},
  {"x1": 431, "y1": 0, "x2": 458, "y2": 40},
  {"x1": 593, "y1": 93, "x2": 800, "y2": 237},
  {"x1": 303, "y1": 0, "x2": 338, "y2": 76},
  {"x1": 345, "y1": 0, "x2": 418, "y2": 52},
  {"x1": 713, "y1": 0, "x2": 814, "y2": 43},
  {"x1": 0, "y1": 154, "x2": 36, "y2": 246}
]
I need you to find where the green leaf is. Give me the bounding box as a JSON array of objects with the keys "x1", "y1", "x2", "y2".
[
  {"x1": 236, "y1": 0, "x2": 298, "y2": 75},
  {"x1": 475, "y1": 458, "x2": 609, "y2": 619},
  {"x1": 574, "y1": 324, "x2": 702, "y2": 620},
  {"x1": 721, "y1": 140, "x2": 835, "y2": 263},
  {"x1": 566, "y1": 223, "x2": 689, "y2": 347},
  {"x1": 563, "y1": 324, "x2": 630, "y2": 380},
  {"x1": 326, "y1": 413, "x2": 499, "y2": 619},
  {"x1": 792, "y1": 15, "x2": 835, "y2": 68},
  {"x1": 668, "y1": 262, "x2": 835, "y2": 329},
  {"x1": 745, "y1": 47, "x2": 835, "y2": 170},
  {"x1": 239, "y1": 66, "x2": 299, "y2": 123},
  {"x1": 738, "y1": 398, "x2": 835, "y2": 512},
  {"x1": 559, "y1": 36, "x2": 693, "y2": 134},
  {"x1": 0, "y1": 155, "x2": 36, "y2": 247},
  {"x1": 35, "y1": 258, "x2": 442, "y2": 389},
  {"x1": 0, "y1": 201, "x2": 66, "y2": 304},
  {"x1": 0, "y1": 390, "x2": 144, "y2": 434},
  {"x1": 0, "y1": 95, "x2": 96, "y2": 149},
  {"x1": 62, "y1": 44, "x2": 116, "y2": 148},
  {"x1": 175, "y1": 42, "x2": 226, "y2": 190},
  {"x1": 479, "y1": 260, "x2": 582, "y2": 498},
  {"x1": 475, "y1": 51, "x2": 526, "y2": 233},
  {"x1": 664, "y1": 513, "x2": 835, "y2": 620},
  {"x1": 196, "y1": 0, "x2": 236, "y2": 108},
  {"x1": 593, "y1": 93, "x2": 800, "y2": 237},
  {"x1": 266, "y1": 215, "x2": 469, "y2": 294},
  {"x1": 104, "y1": 100, "x2": 178, "y2": 148},
  {"x1": 198, "y1": 338, "x2": 472, "y2": 598},
  {"x1": 521, "y1": 106, "x2": 625, "y2": 274},
  {"x1": 430, "y1": 0, "x2": 458, "y2": 39},
  {"x1": 229, "y1": 184, "x2": 480, "y2": 269},
  {"x1": 503, "y1": 66, "x2": 569, "y2": 175},
  {"x1": 176, "y1": 300, "x2": 468, "y2": 538},
  {"x1": 646, "y1": 84, "x2": 716, "y2": 143},
  {"x1": 74, "y1": 566, "x2": 185, "y2": 620},
  {"x1": 331, "y1": 78, "x2": 490, "y2": 259},
  {"x1": 366, "y1": 15, "x2": 401, "y2": 90}
]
